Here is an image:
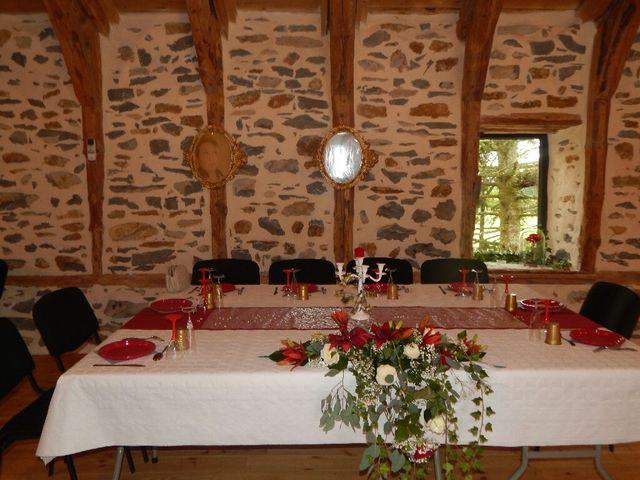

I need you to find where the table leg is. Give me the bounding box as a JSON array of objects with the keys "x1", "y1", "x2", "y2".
[
  {"x1": 509, "y1": 445, "x2": 613, "y2": 480},
  {"x1": 152, "y1": 446, "x2": 159, "y2": 463},
  {"x1": 433, "y1": 448, "x2": 443, "y2": 480},
  {"x1": 508, "y1": 447, "x2": 529, "y2": 480},
  {"x1": 111, "y1": 447, "x2": 124, "y2": 480}
]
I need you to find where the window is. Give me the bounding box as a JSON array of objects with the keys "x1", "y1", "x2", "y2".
[{"x1": 473, "y1": 134, "x2": 548, "y2": 261}]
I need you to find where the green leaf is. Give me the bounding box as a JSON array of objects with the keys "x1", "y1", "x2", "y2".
[
  {"x1": 389, "y1": 449, "x2": 406, "y2": 473},
  {"x1": 325, "y1": 368, "x2": 341, "y2": 377},
  {"x1": 267, "y1": 350, "x2": 285, "y2": 362}
]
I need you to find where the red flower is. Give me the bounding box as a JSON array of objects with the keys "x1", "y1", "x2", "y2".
[
  {"x1": 421, "y1": 328, "x2": 442, "y2": 347},
  {"x1": 331, "y1": 309, "x2": 350, "y2": 333},
  {"x1": 414, "y1": 446, "x2": 435, "y2": 462},
  {"x1": 370, "y1": 321, "x2": 413, "y2": 348},
  {"x1": 328, "y1": 327, "x2": 373, "y2": 352},
  {"x1": 276, "y1": 340, "x2": 308, "y2": 369},
  {"x1": 526, "y1": 233, "x2": 541, "y2": 244},
  {"x1": 464, "y1": 337, "x2": 482, "y2": 354},
  {"x1": 439, "y1": 350, "x2": 453, "y2": 369},
  {"x1": 354, "y1": 246, "x2": 365, "y2": 258}
]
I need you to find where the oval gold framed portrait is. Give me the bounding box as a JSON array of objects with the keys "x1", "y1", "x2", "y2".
[
  {"x1": 313, "y1": 126, "x2": 378, "y2": 190},
  {"x1": 184, "y1": 125, "x2": 247, "y2": 189}
]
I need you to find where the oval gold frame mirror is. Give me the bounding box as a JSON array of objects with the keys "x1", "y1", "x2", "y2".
[
  {"x1": 184, "y1": 125, "x2": 247, "y2": 189},
  {"x1": 314, "y1": 126, "x2": 378, "y2": 190}
]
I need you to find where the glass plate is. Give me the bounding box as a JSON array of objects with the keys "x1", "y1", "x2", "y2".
[
  {"x1": 569, "y1": 328, "x2": 625, "y2": 347},
  {"x1": 98, "y1": 339, "x2": 156, "y2": 361},
  {"x1": 150, "y1": 298, "x2": 192, "y2": 313},
  {"x1": 520, "y1": 298, "x2": 564, "y2": 312}
]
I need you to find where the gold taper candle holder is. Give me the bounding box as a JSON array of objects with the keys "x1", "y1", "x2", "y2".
[
  {"x1": 298, "y1": 283, "x2": 309, "y2": 300},
  {"x1": 505, "y1": 293, "x2": 518, "y2": 312},
  {"x1": 175, "y1": 328, "x2": 188, "y2": 351},
  {"x1": 472, "y1": 283, "x2": 484, "y2": 300},
  {"x1": 387, "y1": 283, "x2": 399, "y2": 300}
]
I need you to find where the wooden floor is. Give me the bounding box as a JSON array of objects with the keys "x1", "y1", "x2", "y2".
[{"x1": 2, "y1": 355, "x2": 638, "y2": 480}]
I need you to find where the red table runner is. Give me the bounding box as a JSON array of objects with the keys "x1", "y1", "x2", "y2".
[
  {"x1": 514, "y1": 307, "x2": 600, "y2": 330},
  {"x1": 124, "y1": 306, "x2": 533, "y2": 330}
]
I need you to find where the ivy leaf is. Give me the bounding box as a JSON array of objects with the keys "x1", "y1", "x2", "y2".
[{"x1": 389, "y1": 449, "x2": 406, "y2": 473}]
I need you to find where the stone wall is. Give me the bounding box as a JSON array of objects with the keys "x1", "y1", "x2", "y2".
[
  {"x1": 598, "y1": 32, "x2": 640, "y2": 270},
  {"x1": 0, "y1": 14, "x2": 92, "y2": 274},
  {"x1": 354, "y1": 13, "x2": 462, "y2": 266},
  {"x1": 224, "y1": 11, "x2": 333, "y2": 269},
  {"x1": 102, "y1": 13, "x2": 211, "y2": 274},
  {"x1": 484, "y1": 12, "x2": 594, "y2": 267}
]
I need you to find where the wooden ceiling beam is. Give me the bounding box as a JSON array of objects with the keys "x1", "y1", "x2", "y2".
[
  {"x1": 43, "y1": 0, "x2": 105, "y2": 276},
  {"x1": 330, "y1": 0, "x2": 357, "y2": 263},
  {"x1": 185, "y1": 0, "x2": 228, "y2": 258},
  {"x1": 457, "y1": 0, "x2": 503, "y2": 257},
  {"x1": 580, "y1": 0, "x2": 640, "y2": 272}
]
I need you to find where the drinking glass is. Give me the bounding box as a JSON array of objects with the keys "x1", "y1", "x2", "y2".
[
  {"x1": 528, "y1": 304, "x2": 545, "y2": 342},
  {"x1": 457, "y1": 268, "x2": 470, "y2": 297}
]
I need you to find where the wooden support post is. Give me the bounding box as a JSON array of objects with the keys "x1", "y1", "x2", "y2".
[
  {"x1": 457, "y1": 0, "x2": 503, "y2": 258},
  {"x1": 44, "y1": 0, "x2": 105, "y2": 275},
  {"x1": 186, "y1": 0, "x2": 228, "y2": 258},
  {"x1": 581, "y1": 0, "x2": 640, "y2": 272},
  {"x1": 330, "y1": 0, "x2": 357, "y2": 263}
]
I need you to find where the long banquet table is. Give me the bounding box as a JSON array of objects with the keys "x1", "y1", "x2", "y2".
[{"x1": 36, "y1": 284, "x2": 640, "y2": 478}]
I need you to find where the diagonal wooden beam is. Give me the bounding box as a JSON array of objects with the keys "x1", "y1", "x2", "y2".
[
  {"x1": 43, "y1": 0, "x2": 104, "y2": 276},
  {"x1": 186, "y1": 0, "x2": 228, "y2": 258},
  {"x1": 576, "y1": 0, "x2": 613, "y2": 23},
  {"x1": 330, "y1": 0, "x2": 357, "y2": 263},
  {"x1": 78, "y1": 0, "x2": 120, "y2": 36},
  {"x1": 457, "y1": 0, "x2": 503, "y2": 257},
  {"x1": 211, "y1": 0, "x2": 231, "y2": 39},
  {"x1": 580, "y1": 0, "x2": 640, "y2": 272}
]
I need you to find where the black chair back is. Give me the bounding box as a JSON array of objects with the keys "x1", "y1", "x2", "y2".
[
  {"x1": 580, "y1": 281, "x2": 640, "y2": 339},
  {"x1": 0, "y1": 318, "x2": 35, "y2": 398},
  {"x1": 0, "y1": 317, "x2": 78, "y2": 479},
  {"x1": 345, "y1": 257, "x2": 414, "y2": 284},
  {"x1": 0, "y1": 259, "x2": 7, "y2": 300},
  {"x1": 192, "y1": 258, "x2": 261, "y2": 285},
  {"x1": 33, "y1": 287, "x2": 101, "y2": 372},
  {"x1": 420, "y1": 258, "x2": 489, "y2": 284},
  {"x1": 268, "y1": 259, "x2": 336, "y2": 285}
]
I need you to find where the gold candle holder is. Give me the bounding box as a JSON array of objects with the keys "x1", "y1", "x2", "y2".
[
  {"x1": 298, "y1": 283, "x2": 309, "y2": 300},
  {"x1": 505, "y1": 293, "x2": 518, "y2": 312},
  {"x1": 205, "y1": 290, "x2": 215, "y2": 310},
  {"x1": 472, "y1": 283, "x2": 484, "y2": 300},
  {"x1": 545, "y1": 322, "x2": 562, "y2": 345},
  {"x1": 387, "y1": 283, "x2": 399, "y2": 300},
  {"x1": 175, "y1": 328, "x2": 188, "y2": 351}
]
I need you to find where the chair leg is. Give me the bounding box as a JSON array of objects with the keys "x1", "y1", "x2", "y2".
[
  {"x1": 124, "y1": 447, "x2": 136, "y2": 474},
  {"x1": 140, "y1": 446, "x2": 149, "y2": 463},
  {"x1": 64, "y1": 455, "x2": 78, "y2": 480}
]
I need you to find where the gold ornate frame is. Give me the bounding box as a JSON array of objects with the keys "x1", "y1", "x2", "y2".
[
  {"x1": 184, "y1": 125, "x2": 247, "y2": 189},
  {"x1": 313, "y1": 125, "x2": 378, "y2": 190}
]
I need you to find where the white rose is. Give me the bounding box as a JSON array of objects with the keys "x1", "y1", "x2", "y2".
[
  {"x1": 403, "y1": 343, "x2": 420, "y2": 359},
  {"x1": 375, "y1": 364, "x2": 398, "y2": 386},
  {"x1": 427, "y1": 415, "x2": 447, "y2": 435},
  {"x1": 321, "y1": 343, "x2": 340, "y2": 366}
]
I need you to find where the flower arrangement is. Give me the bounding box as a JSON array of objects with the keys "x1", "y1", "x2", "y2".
[
  {"x1": 525, "y1": 233, "x2": 541, "y2": 244},
  {"x1": 267, "y1": 310, "x2": 493, "y2": 479}
]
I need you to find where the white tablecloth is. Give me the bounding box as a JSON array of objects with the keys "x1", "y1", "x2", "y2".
[{"x1": 37, "y1": 325, "x2": 640, "y2": 463}]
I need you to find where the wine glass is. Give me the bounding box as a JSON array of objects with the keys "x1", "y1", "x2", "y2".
[
  {"x1": 198, "y1": 267, "x2": 209, "y2": 306},
  {"x1": 165, "y1": 313, "x2": 181, "y2": 354},
  {"x1": 528, "y1": 303, "x2": 545, "y2": 342},
  {"x1": 501, "y1": 274, "x2": 514, "y2": 295},
  {"x1": 283, "y1": 268, "x2": 294, "y2": 296},
  {"x1": 290, "y1": 269, "x2": 300, "y2": 296},
  {"x1": 457, "y1": 268, "x2": 470, "y2": 297}
]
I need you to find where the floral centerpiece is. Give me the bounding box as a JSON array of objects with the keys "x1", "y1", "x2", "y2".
[
  {"x1": 266, "y1": 310, "x2": 493, "y2": 479},
  {"x1": 522, "y1": 231, "x2": 546, "y2": 266}
]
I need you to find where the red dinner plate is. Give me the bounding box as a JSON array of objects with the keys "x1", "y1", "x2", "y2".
[
  {"x1": 150, "y1": 298, "x2": 192, "y2": 313},
  {"x1": 365, "y1": 283, "x2": 388, "y2": 294},
  {"x1": 221, "y1": 283, "x2": 235, "y2": 293},
  {"x1": 448, "y1": 282, "x2": 473, "y2": 293},
  {"x1": 98, "y1": 339, "x2": 156, "y2": 361},
  {"x1": 520, "y1": 298, "x2": 564, "y2": 312},
  {"x1": 569, "y1": 328, "x2": 625, "y2": 347}
]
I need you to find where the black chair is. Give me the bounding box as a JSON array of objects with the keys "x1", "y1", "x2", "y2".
[
  {"x1": 345, "y1": 257, "x2": 414, "y2": 284},
  {"x1": 0, "y1": 317, "x2": 77, "y2": 479},
  {"x1": 32, "y1": 287, "x2": 146, "y2": 470},
  {"x1": 191, "y1": 258, "x2": 260, "y2": 285},
  {"x1": 268, "y1": 259, "x2": 336, "y2": 285},
  {"x1": 420, "y1": 258, "x2": 489, "y2": 284},
  {"x1": 580, "y1": 281, "x2": 640, "y2": 339},
  {"x1": 0, "y1": 259, "x2": 7, "y2": 300}
]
